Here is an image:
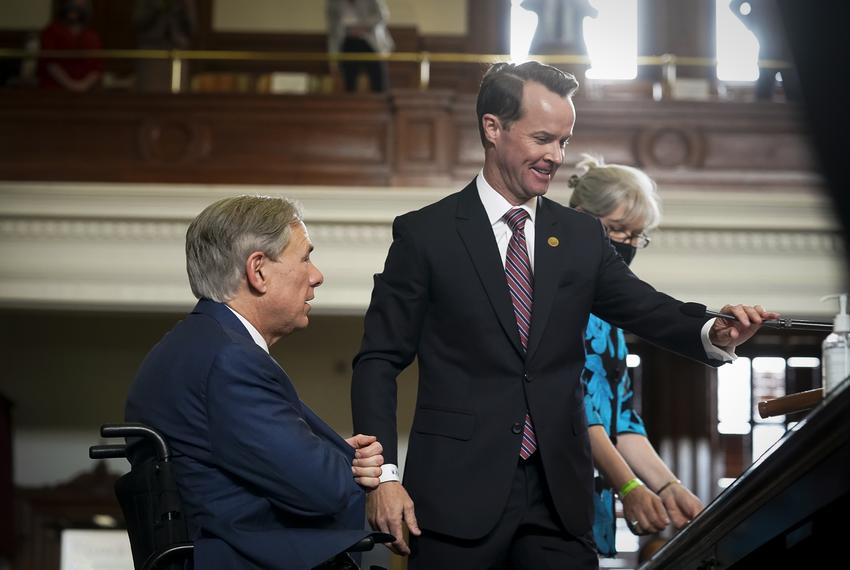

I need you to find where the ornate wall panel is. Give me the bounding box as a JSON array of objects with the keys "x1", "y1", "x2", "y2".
[
  {"x1": 0, "y1": 92, "x2": 818, "y2": 185},
  {"x1": 0, "y1": 92, "x2": 393, "y2": 185}
]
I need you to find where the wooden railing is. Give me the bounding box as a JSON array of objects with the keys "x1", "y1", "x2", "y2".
[
  {"x1": 0, "y1": 47, "x2": 794, "y2": 93},
  {"x1": 758, "y1": 388, "x2": 823, "y2": 419}
]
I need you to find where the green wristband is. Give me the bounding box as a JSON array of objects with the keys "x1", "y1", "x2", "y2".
[{"x1": 619, "y1": 477, "x2": 643, "y2": 499}]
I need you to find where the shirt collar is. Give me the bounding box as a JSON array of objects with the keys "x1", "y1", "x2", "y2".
[
  {"x1": 476, "y1": 170, "x2": 538, "y2": 227},
  {"x1": 225, "y1": 305, "x2": 270, "y2": 354}
]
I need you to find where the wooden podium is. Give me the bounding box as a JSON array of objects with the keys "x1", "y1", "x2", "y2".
[{"x1": 641, "y1": 378, "x2": 850, "y2": 569}]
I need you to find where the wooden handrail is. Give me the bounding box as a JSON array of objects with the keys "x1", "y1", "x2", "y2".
[{"x1": 757, "y1": 388, "x2": 824, "y2": 419}]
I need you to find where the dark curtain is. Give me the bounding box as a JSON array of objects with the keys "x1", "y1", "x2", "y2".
[
  {"x1": 0, "y1": 394, "x2": 13, "y2": 557},
  {"x1": 777, "y1": 0, "x2": 850, "y2": 266}
]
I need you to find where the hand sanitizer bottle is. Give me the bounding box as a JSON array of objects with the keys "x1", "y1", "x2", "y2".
[{"x1": 821, "y1": 294, "x2": 850, "y2": 394}]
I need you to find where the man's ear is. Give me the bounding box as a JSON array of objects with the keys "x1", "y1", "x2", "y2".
[
  {"x1": 245, "y1": 251, "x2": 268, "y2": 294},
  {"x1": 481, "y1": 113, "x2": 502, "y2": 146}
]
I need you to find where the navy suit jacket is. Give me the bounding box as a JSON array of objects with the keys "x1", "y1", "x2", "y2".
[
  {"x1": 352, "y1": 180, "x2": 719, "y2": 541},
  {"x1": 126, "y1": 299, "x2": 369, "y2": 570}
]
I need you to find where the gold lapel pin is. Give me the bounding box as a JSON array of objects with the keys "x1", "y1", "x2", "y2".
[{"x1": 547, "y1": 236, "x2": 560, "y2": 247}]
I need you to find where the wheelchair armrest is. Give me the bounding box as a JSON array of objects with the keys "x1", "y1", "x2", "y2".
[
  {"x1": 89, "y1": 444, "x2": 127, "y2": 460},
  {"x1": 347, "y1": 531, "x2": 395, "y2": 552},
  {"x1": 101, "y1": 423, "x2": 171, "y2": 461},
  {"x1": 141, "y1": 542, "x2": 194, "y2": 570}
]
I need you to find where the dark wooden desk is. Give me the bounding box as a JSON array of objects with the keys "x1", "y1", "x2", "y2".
[{"x1": 641, "y1": 378, "x2": 850, "y2": 569}]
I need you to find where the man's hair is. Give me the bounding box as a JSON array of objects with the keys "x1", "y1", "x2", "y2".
[
  {"x1": 476, "y1": 61, "x2": 579, "y2": 147},
  {"x1": 185, "y1": 195, "x2": 303, "y2": 302}
]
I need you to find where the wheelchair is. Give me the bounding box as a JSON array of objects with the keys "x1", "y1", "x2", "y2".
[{"x1": 90, "y1": 423, "x2": 393, "y2": 570}]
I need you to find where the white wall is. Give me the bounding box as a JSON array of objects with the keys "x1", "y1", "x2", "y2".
[
  {"x1": 0, "y1": 0, "x2": 50, "y2": 29},
  {"x1": 2, "y1": 309, "x2": 418, "y2": 487},
  {"x1": 0, "y1": 0, "x2": 468, "y2": 36},
  {"x1": 213, "y1": 0, "x2": 468, "y2": 35}
]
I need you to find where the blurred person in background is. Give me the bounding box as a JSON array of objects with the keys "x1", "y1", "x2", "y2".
[
  {"x1": 730, "y1": 0, "x2": 800, "y2": 101},
  {"x1": 38, "y1": 0, "x2": 102, "y2": 92},
  {"x1": 134, "y1": 0, "x2": 197, "y2": 92},
  {"x1": 326, "y1": 0, "x2": 394, "y2": 93},
  {"x1": 568, "y1": 155, "x2": 704, "y2": 557}
]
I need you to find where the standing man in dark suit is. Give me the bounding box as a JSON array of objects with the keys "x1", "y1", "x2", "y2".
[
  {"x1": 351, "y1": 61, "x2": 777, "y2": 568},
  {"x1": 126, "y1": 195, "x2": 385, "y2": 570}
]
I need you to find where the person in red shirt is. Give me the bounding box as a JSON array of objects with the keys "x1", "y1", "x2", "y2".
[{"x1": 38, "y1": 0, "x2": 103, "y2": 91}]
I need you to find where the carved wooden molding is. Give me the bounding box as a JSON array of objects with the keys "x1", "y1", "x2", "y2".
[
  {"x1": 0, "y1": 92, "x2": 818, "y2": 187},
  {"x1": 636, "y1": 126, "x2": 706, "y2": 168},
  {"x1": 137, "y1": 118, "x2": 213, "y2": 164}
]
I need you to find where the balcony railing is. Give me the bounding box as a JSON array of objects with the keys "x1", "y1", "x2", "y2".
[{"x1": 0, "y1": 47, "x2": 793, "y2": 94}]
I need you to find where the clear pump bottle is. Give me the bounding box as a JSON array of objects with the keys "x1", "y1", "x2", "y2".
[{"x1": 821, "y1": 294, "x2": 850, "y2": 394}]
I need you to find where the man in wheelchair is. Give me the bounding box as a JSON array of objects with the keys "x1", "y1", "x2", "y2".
[{"x1": 125, "y1": 195, "x2": 386, "y2": 569}]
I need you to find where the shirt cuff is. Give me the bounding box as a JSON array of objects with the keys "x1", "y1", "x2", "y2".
[
  {"x1": 379, "y1": 464, "x2": 400, "y2": 483},
  {"x1": 701, "y1": 318, "x2": 736, "y2": 362}
]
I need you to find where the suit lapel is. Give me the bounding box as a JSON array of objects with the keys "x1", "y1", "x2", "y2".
[
  {"x1": 455, "y1": 182, "x2": 524, "y2": 357},
  {"x1": 526, "y1": 197, "x2": 560, "y2": 361}
]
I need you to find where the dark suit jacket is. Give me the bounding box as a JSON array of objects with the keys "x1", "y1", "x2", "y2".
[
  {"x1": 126, "y1": 299, "x2": 369, "y2": 570},
  {"x1": 351, "y1": 180, "x2": 719, "y2": 541}
]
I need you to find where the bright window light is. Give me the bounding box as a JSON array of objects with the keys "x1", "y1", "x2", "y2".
[
  {"x1": 752, "y1": 423, "x2": 786, "y2": 462},
  {"x1": 752, "y1": 356, "x2": 786, "y2": 424},
  {"x1": 716, "y1": 0, "x2": 759, "y2": 81},
  {"x1": 752, "y1": 356, "x2": 786, "y2": 374},
  {"x1": 718, "y1": 477, "x2": 735, "y2": 489},
  {"x1": 599, "y1": 556, "x2": 631, "y2": 568},
  {"x1": 787, "y1": 357, "x2": 820, "y2": 368},
  {"x1": 718, "y1": 357, "x2": 752, "y2": 434},
  {"x1": 626, "y1": 354, "x2": 641, "y2": 368},
  {"x1": 509, "y1": 0, "x2": 539, "y2": 64},
  {"x1": 614, "y1": 515, "x2": 640, "y2": 553},
  {"x1": 583, "y1": 0, "x2": 637, "y2": 80}
]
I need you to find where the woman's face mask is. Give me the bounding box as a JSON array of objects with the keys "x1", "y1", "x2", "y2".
[{"x1": 611, "y1": 240, "x2": 637, "y2": 266}]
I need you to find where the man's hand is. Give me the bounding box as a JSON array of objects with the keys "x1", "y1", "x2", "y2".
[
  {"x1": 658, "y1": 482, "x2": 703, "y2": 529},
  {"x1": 345, "y1": 434, "x2": 383, "y2": 491},
  {"x1": 367, "y1": 481, "x2": 421, "y2": 555},
  {"x1": 709, "y1": 304, "x2": 780, "y2": 350},
  {"x1": 622, "y1": 485, "x2": 669, "y2": 535}
]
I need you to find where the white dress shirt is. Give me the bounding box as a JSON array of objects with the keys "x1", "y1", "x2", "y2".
[
  {"x1": 226, "y1": 305, "x2": 269, "y2": 354},
  {"x1": 476, "y1": 170, "x2": 538, "y2": 271}
]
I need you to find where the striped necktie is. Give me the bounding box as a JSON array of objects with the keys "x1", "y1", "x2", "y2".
[{"x1": 503, "y1": 208, "x2": 538, "y2": 459}]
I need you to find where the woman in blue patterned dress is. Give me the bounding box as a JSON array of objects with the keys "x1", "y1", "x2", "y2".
[{"x1": 568, "y1": 156, "x2": 704, "y2": 556}]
